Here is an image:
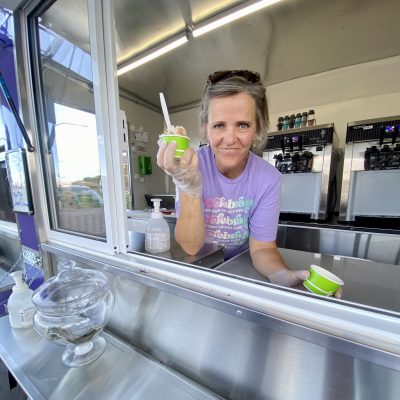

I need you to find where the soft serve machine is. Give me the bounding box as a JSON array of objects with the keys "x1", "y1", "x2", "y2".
[
  {"x1": 339, "y1": 115, "x2": 400, "y2": 224},
  {"x1": 263, "y1": 124, "x2": 339, "y2": 220}
]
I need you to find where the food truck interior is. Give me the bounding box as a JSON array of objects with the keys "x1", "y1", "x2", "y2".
[{"x1": 0, "y1": 0, "x2": 400, "y2": 399}]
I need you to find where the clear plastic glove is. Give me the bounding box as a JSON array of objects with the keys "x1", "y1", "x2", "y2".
[
  {"x1": 268, "y1": 269, "x2": 343, "y2": 299},
  {"x1": 157, "y1": 141, "x2": 202, "y2": 197}
]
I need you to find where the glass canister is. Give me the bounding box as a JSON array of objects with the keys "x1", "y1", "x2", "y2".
[{"x1": 32, "y1": 262, "x2": 114, "y2": 367}]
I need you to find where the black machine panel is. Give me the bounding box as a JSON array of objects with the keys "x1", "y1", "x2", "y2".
[
  {"x1": 265, "y1": 125, "x2": 334, "y2": 151},
  {"x1": 346, "y1": 116, "x2": 400, "y2": 143},
  {"x1": 265, "y1": 125, "x2": 334, "y2": 174},
  {"x1": 347, "y1": 116, "x2": 400, "y2": 171}
]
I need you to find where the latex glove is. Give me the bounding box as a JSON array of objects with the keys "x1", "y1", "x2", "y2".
[
  {"x1": 269, "y1": 269, "x2": 343, "y2": 299},
  {"x1": 157, "y1": 141, "x2": 202, "y2": 197},
  {"x1": 268, "y1": 269, "x2": 309, "y2": 288}
]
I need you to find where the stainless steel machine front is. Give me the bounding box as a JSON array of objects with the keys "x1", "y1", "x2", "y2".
[
  {"x1": 339, "y1": 115, "x2": 400, "y2": 223},
  {"x1": 263, "y1": 124, "x2": 339, "y2": 220}
]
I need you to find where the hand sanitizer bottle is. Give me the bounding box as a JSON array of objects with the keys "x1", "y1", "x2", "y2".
[
  {"x1": 7, "y1": 271, "x2": 35, "y2": 329},
  {"x1": 145, "y1": 198, "x2": 170, "y2": 254}
]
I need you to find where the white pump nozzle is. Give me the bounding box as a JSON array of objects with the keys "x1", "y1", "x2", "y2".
[
  {"x1": 150, "y1": 198, "x2": 163, "y2": 219},
  {"x1": 151, "y1": 198, "x2": 161, "y2": 212},
  {"x1": 10, "y1": 271, "x2": 28, "y2": 293}
]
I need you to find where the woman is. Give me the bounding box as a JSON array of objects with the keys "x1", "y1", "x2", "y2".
[{"x1": 158, "y1": 70, "x2": 340, "y2": 294}]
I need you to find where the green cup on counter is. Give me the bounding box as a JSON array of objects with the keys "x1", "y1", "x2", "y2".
[
  {"x1": 303, "y1": 265, "x2": 344, "y2": 296},
  {"x1": 159, "y1": 134, "x2": 190, "y2": 158}
]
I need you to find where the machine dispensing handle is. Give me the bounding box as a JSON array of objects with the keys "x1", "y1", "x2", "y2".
[
  {"x1": 392, "y1": 126, "x2": 399, "y2": 145},
  {"x1": 289, "y1": 137, "x2": 294, "y2": 153},
  {"x1": 280, "y1": 138, "x2": 285, "y2": 154},
  {"x1": 379, "y1": 126, "x2": 385, "y2": 146},
  {"x1": 298, "y1": 135, "x2": 303, "y2": 152}
]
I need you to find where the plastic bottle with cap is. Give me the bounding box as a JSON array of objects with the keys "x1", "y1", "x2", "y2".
[
  {"x1": 7, "y1": 271, "x2": 35, "y2": 329},
  {"x1": 145, "y1": 198, "x2": 170, "y2": 254},
  {"x1": 307, "y1": 110, "x2": 316, "y2": 126}
]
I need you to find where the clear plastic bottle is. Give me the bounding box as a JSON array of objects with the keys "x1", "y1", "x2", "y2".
[
  {"x1": 282, "y1": 115, "x2": 289, "y2": 130},
  {"x1": 145, "y1": 198, "x2": 170, "y2": 254},
  {"x1": 294, "y1": 113, "x2": 302, "y2": 128},
  {"x1": 308, "y1": 110, "x2": 316, "y2": 126},
  {"x1": 301, "y1": 111, "x2": 308, "y2": 127},
  {"x1": 7, "y1": 271, "x2": 35, "y2": 329}
]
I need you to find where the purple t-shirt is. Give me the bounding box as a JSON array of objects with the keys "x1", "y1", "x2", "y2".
[{"x1": 177, "y1": 145, "x2": 282, "y2": 260}]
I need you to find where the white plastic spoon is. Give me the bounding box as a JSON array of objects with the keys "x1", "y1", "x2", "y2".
[{"x1": 159, "y1": 93, "x2": 172, "y2": 130}]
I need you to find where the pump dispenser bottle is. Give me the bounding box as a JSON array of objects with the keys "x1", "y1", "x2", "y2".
[
  {"x1": 7, "y1": 271, "x2": 35, "y2": 329},
  {"x1": 145, "y1": 198, "x2": 170, "y2": 254}
]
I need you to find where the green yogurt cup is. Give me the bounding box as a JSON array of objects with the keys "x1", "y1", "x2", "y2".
[
  {"x1": 159, "y1": 134, "x2": 190, "y2": 158},
  {"x1": 303, "y1": 265, "x2": 344, "y2": 296}
]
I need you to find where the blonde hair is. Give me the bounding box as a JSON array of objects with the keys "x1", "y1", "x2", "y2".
[{"x1": 199, "y1": 75, "x2": 269, "y2": 144}]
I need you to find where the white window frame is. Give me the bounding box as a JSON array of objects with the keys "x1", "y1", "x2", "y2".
[{"x1": 16, "y1": 0, "x2": 128, "y2": 256}]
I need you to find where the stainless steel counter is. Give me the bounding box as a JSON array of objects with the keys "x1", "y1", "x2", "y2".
[
  {"x1": 0, "y1": 316, "x2": 221, "y2": 400},
  {"x1": 215, "y1": 248, "x2": 400, "y2": 314},
  {"x1": 127, "y1": 210, "x2": 400, "y2": 265},
  {"x1": 40, "y1": 242, "x2": 400, "y2": 399},
  {"x1": 128, "y1": 234, "x2": 224, "y2": 269}
]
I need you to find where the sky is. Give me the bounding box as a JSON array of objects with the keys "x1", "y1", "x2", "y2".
[{"x1": 54, "y1": 103, "x2": 100, "y2": 183}]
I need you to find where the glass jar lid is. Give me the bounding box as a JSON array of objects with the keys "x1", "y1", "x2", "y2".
[{"x1": 32, "y1": 263, "x2": 110, "y2": 316}]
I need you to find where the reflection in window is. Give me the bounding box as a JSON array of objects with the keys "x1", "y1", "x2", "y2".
[
  {"x1": 38, "y1": 25, "x2": 92, "y2": 81},
  {"x1": 34, "y1": 0, "x2": 106, "y2": 239},
  {"x1": 51, "y1": 104, "x2": 105, "y2": 236}
]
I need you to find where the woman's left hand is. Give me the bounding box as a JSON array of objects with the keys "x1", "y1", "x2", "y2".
[
  {"x1": 268, "y1": 269, "x2": 342, "y2": 299},
  {"x1": 268, "y1": 269, "x2": 309, "y2": 288}
]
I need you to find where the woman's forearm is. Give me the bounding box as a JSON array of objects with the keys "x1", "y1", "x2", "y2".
[
  {"x1": 250, "y1": 247, "x2": 288, "y2": 278},
  {"x1": 175, "y1": 193, "x2": 205, "y2": 255}
]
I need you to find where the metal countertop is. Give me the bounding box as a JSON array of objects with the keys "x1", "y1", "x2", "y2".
[
  {"x1": 128, "y1": 234, "x2": 224, "y2": 269},
  {"x1": 215, "y1": 248, "x2": 400, "y2": 314},
  {"x1": 0, "y1": 316, "x2": 221, "y2": 400}
]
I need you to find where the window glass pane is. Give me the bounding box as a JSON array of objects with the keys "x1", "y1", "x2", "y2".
[{"x1": 35, "y1": 0, "x2": 106, "y2": 239}]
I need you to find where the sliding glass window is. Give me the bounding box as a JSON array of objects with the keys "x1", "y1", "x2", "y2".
[{"x1": 30, "y1": 0, "x2": 106, "y2": 239}]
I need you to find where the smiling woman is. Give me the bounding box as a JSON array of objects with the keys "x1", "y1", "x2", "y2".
[{"x1": 157, "y1": 70, "x2": 324, "y2": 292}]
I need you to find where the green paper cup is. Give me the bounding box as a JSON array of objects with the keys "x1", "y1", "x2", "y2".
[
  {"x1": 303, "y1": 265, "x2": 344, "y2": 296},
  {"x1": 159, "y1": 134, "x2": 190, "y2": 158}
]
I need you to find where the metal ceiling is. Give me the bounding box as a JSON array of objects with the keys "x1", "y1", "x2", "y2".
[
  {"x1": 40, "y1": 0, "x2": 400, "y2": 112},
  {"x1": 115, "y1": 0, "x2": 400, "y2": 111}
]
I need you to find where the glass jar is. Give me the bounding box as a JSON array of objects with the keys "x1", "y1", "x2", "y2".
[{"x1": 32, "y1": 262, "x2": 114, "y2": 367}]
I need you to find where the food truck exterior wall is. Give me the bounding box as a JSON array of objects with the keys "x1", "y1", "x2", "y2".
[{"x1": 0, "y1": 8, "x2": 44, "y2": 319}]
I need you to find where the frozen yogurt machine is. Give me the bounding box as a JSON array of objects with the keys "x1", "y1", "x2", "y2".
[
  {"x1": 339, "y1": 115, "x2": 400, "y2": 224},
  {"x1": 263, "y1": 124, "x2": 339, "y2": 220}
]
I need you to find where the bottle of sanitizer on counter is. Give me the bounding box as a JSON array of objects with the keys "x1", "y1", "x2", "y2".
[
  {"x1": 145, "y1": 198, "x2": 170, "y2": 254},
  {"x1": 7, "y1": 271, "x2": 35, "y2": 329}
]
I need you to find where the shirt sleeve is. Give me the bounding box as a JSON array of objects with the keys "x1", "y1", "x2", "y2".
[{"x1": 249, "y1": 173, "x2": 282, "y2": 242}]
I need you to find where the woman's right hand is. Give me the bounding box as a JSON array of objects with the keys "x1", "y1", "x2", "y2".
[{"x1": 157, "y1": 141, "x2": 202, "y2": 197}]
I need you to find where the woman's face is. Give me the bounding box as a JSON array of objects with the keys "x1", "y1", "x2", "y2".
[{"x1": 206, "y1": 92, "x2": 257, "y2": 179}]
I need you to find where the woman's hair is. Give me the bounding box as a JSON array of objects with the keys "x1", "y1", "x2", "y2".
[{"x1": 199, "y1": 72, "x2": 269, "y2": 143}]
